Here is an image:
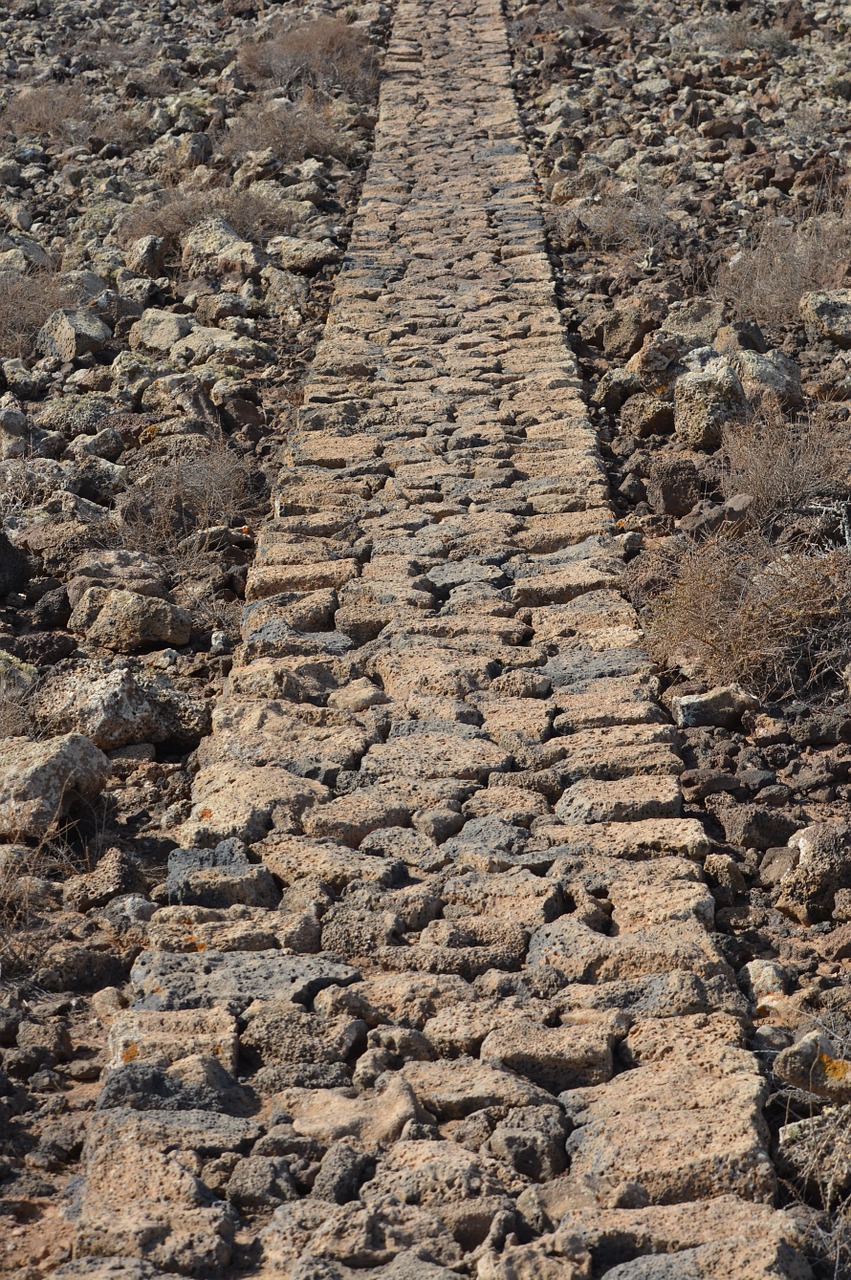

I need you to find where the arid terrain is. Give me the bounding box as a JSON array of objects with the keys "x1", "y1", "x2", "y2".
[{"x1": 1, "y1": 0, "x2": 851, "y2": 1276}]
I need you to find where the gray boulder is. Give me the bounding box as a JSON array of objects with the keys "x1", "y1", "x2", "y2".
[
  {"x1": 800, "y1": 289, "x2": 851, "y2": 347},
  {"x1": 165, "y1": 839, "x2": 280, "y2": 909},
  {"x1": 672, "y1": 685, "x2": 758, "y2": 728},
  {"x1": 674, "y1": 357, "x2": 749, "y2": 449},
  {"x1": 0, "y1": 732, "x2": 110, "y2": 838},
  {"x1": 32, "y1": 663, "x2": 210, "y2": 750},
  {"x1": 776, "y1": 822, "x2": 851, "y2": 923},
  {"x1": 69, "y1": 587, "x2": 192, "y2": 652},
  {"x1": 731, "y1": 348, "x2": 802, "y2": 408},
  {"x1": 131, "y1": 949, "x2": 360, "y2": 1014},
  {"x1": 36, "y1": 308, "x2": 113, "y2": 361}
]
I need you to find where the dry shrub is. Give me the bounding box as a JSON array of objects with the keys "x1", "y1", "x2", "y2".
[
  {"x1": 513, "y1": 0, "x2": 622, "y2": 42},
  {"x1": 0, "y1": 270, "x2": 68, "y2": 359},
  {"x1": 771, "y1": 1021, "x2": 851, "y2": 1278},
  {"x1": 554, "y1": 179, "x2": 676, "y2": 257},
  {"x1": 239, "y1": 16, "x2": 379, "y2": 102},
  {"x1": 0, "y1": 830, "x2": 91, "y2": 978},
  {"x1": 715, "y1": 194, "x2": 851, "y2": 326},
  {"x1": 647, "y1": 534, "x2": 851, "y2": 699},
  {"x1": 0, "y1": 845, "x2": 48, "y2": 978},
  {"x1": 698, "y1": 13, "x2": 791, "y2": 57},
  {"x1": 721, "y1": 404, "x2": 851, "y2": 527},
  {"x1": 220, "y1": 97, "x2": 357, "y2": 165},
  {"x1": 0, "y1": 459, "x2": 62, "y2": 520},
  {"x1": 0, "y1": 82, "x2": 146, "y2": 151},
  {"x1": 117, "y1": 433, "x2": 253, "y2": 639},
  {"x1": 118, "y1": 186, "x2": 298, "y2": 253},
  {"x1": 781, "y1": 1110, "x2": 851, "y2": 1277},
  {"x1": 118, "y1": 431, "x2": 252, "y2": 560},
  {"x1": 0, "y1": 83, "x2": 95, "y2": 143}
]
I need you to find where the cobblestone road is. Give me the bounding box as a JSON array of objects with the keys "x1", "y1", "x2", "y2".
[{"x1": 65, "y1": 1, "x2": 811, "y2": 1276}]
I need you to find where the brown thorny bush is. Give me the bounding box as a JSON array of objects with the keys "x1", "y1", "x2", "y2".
[
  {"x1": 238, "y1": 15, "x2": 380, "y2": 100},
  {"x1": 0, "y1": 687, "x2": 33, "y2": 738},
  {"x1": 118, "y1": 431, "x2": 253, "y2": 558},
  {"x1": 646, "y1": 534, "x2": 851, "y2": 699},
  {"x1": 512, "y1": 0, "x2": 625, "y2": 44},
  {"x1": 715, "y1": 188, "x2": 851, "y2": 327},
  {"x1": 644, "y1": 405, "x2": 851, "y2": 698},
  {"x1": 117, "y1": 186, "x2": 300, "y2": 255},
  {"x1": 0, "y1": 270, "x2": 68, "y2": 359},
  {"x1": 116, "y1": 430, "x2": 252, "y2": 634},
  {"x1": 720, "y1": 403, "x2": 851, "y2": 528},
  {"x1": 689, "y1": 12, "x2": 792, "y2": 58},
  {"x1": 224, "y1": 15, "x2": 378, "y2": 161},
  {"x1": 219, "y1": 97, "x2": 359, "y2": 166},
  {"x1": 0, "y1": 82, "x2": 146, "y2": 151},
  {"x1": 0, "y1": 83, "x2": 97, "y2": 145},
  {"x1": 769, "y1": 1014, "x2": 851, "y2": 1278},
  {"x1": 0, "y1": 820, "x2": 107, "y2": 978},
  {"x1": 782, "y1": 1110, "x2": 851, "y2": 1278}
]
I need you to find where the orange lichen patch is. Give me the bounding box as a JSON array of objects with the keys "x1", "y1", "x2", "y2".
[
  {"x1": 818, "y1": 1052, "x2": 851, "y2": 1082},
  {"x1": 199, "y1": 807, "x2": 213, "y2": 820},
  {"x1": 121, "y1": 1042, "x2": 140, "y2": 1064}
]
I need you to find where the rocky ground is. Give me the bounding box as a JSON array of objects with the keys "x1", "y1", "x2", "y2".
[
  {"x1": 0, "y1": 0, "x2": 386, "y2": 1270},
  {"x1": 2, "y1": 0, "x2": 851, "y2": 1276},
  {"x1": 508, "y1": 0, "x2": 851, "y2": 1268},
  {"x1": 0, "y1": 0, "x2": 387, "y2": 862}
]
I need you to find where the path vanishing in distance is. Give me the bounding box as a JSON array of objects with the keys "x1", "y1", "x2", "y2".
[{"x1": 64, "y1": 1, "x2": 811, "y2": 1276}]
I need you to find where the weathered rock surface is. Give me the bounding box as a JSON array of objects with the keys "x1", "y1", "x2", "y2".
[
  {"x1": 32, "y1": 663, "x2": 210, "y2": 749},
  {"x1": 2, "y1": 0, "x2": 821, "y2": 1275},
  {"x1": 69, "y1": 587, "x2": 192, "y2": 652},
  {"x1": 0, "y1": 732, "x2": 110, "y2": 837}
]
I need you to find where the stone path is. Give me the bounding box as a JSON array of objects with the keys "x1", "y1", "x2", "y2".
[{"x1": 63, "y1": 1, "x2": 811, "y2": 1276}]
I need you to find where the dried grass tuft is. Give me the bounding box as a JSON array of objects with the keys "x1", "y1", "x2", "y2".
[
  {"x1": 219, "y1": 97, "x2": 358, "y2": 166},
  {"x1": 646, "y1": 534, "x2": 851, "y2": 699},
  {"x1": 238, "y1": 15, "x2": 379, "y2": 102},
  {"x1": 0, "y1": 83, "x2": 94, "y2": 143},
  {"x1": 0, "y1": 270, "x2": 68, "y2": 359},
  {"x1": 552, "y1": 178, "x2": 677, "y2": 258},
  {"x1": 771, "y1": 1020, "x2": 851, "y2": 1280},
  {"x1": 0, "y1": 83, "x2": 145, "y2": 151},
  {"x1": 0, "y1": 688, "x2": 34, "y2": 739},
  {"x1": 0, "y1": 828, "x2": 93, "y2": 979},
  {"x1": 721, "y1": 403, "x2": 851, "y2": 527},
  {"x1": 697, "y1": 13, "x2": 792, "y2": 58},
  {"x1": 117, "y1": 430, "x2": 253, "y2": 562},
  {"x1": 118, "y1": 186, "x2": 299, "y2": 253},
  {"x1": 715, "y1": 192, "x2": 851, "y2": 326}
]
